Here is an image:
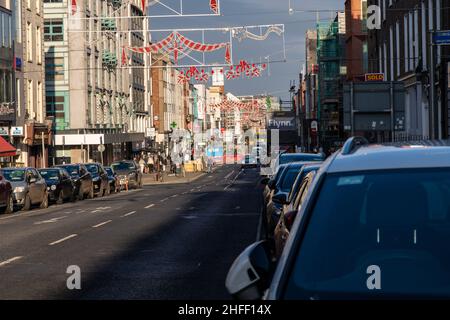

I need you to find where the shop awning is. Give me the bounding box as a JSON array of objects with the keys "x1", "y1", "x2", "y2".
[{"x1": 0, "y1": 136, "x2": 17, "y2": 157}]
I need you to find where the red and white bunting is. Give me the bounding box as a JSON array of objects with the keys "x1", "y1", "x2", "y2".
[{"x1": 71, "y1": 0, "x2": 77, "y2": 15}]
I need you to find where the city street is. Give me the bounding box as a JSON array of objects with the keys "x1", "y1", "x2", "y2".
[{"x1": 0, "y1": 165, "x2": 261, "y2": 300}]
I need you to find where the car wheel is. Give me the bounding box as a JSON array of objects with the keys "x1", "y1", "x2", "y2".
[
  {"x1": 4, "y1": 193, "x2": 14, "y2": 214},
  {"x1": 22, "y1": 193, "x2": 31, "y2": 211},
  {"x1": 40, "y1": 192, "x2": 49, "y2": 209},
  {"x1": 87, "y1": 185, "x2": 94, "y2": 199},
  {"x1": 105, "y1": 184, "x2": 110, "y2": 196},
  {"x1": 56, "y1": 191, "x2": 64, "y2": 205}
]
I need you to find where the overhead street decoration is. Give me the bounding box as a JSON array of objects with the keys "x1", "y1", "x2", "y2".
[{"x1": 123, "y1": 31, "x2": 231, "y2": 65}]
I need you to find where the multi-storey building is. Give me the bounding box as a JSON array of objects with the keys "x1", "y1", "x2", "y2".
[
  {"x1": 345, "y1": 0, "x2": 369, "y2": 81},
  {"x1": 316, "y1": 13, "x2": 346, "y2": 152},
  {"x1": 0, "y1": 0, "x2": 15, "y2": 156},
  {"x1": 44, "y1": 0, "x2": 150, "y2": 165},
  {"x1": 368, "y1": 0, "x2": 450, "y2": 140},
  {"x1": 14, "y1": 0, "x2": 48, "y2": 168}
]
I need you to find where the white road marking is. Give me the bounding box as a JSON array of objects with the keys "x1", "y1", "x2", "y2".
[
  {"x1": 224, "y1": 171, "x2": 234, "y2": 179},
  {"x1": 34, "y1": 216, "x2": 67, "y2": 225},
  {"x1": 49, "y1": 234, "x2": 78, "y2": 246},
  {"x1": 145, "y1": 204, "x2": 155, "y2": 209},
  {"x1": 92, "y1": 220, "x2": 112, "y2": 228},
  {"x1": 224, "y1": 170, "x2": 243, "y2": 191},
  {"x1": 122, "y1": 211, "x2": 136, "y2": 217},
  {"x1": 0, "y1": 256, "x2": 23, "y2": 267},
  {"x1": 171, "y1": 194, "x2": 178, "y2": 198},
  {"x1": 235, "y1": 206, "x2": 241, "y2": 210},
  {"x1": 160, "y1": 198, "x2": 169, "y2": 202}
]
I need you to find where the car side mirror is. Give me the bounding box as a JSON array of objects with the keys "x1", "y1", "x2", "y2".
[
  {"x1": 260, "y1": 177, "x2": 270, "y2": 185},
  {"x1": 272, "y1": 193, "x2": 288, "y2": 205},
  {"x1": 225, "y1": 241, "x2": 275, "y2": 300}
]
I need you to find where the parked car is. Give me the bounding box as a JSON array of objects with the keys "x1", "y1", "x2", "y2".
[
  {"x1": 265, "y1": 162, "x2": 312, "y2": 239},
  {"x1": 104, "y1": 166, "x2": 120, "y2": 193},
  {"x1": 0, "y1": 174, "x2": 13, "y2": 214},
  {"x1": 111, "y1": 160, "x2": 143, "y2": 190},
  {"x1": 227, "y1": 137, "x2": 450, "y2": 300},
  {"x1": 274, "y1": 166, "x2": 321, "y2": 259},
  {"x1": 84, "y1": 163, "x2": 110, "y2": 197},
  {"x1": 55, "y1": 164, "x2": 93, "y2": 200},
  {"x1": 260, "y1": 164, "x2": 289, "y2": 239},
  {"x1": 241, "y1": 154, "x2": 258, "y2": 168},
  {"x1": 267, "y1": 152, "x2": 325, "y2": 177},
  {"x1": 0, "y1": 168, "x2": 48, "y2": 211},
  {"x1": 38, "y1": 168, "x2": 75, "y2": 204}
]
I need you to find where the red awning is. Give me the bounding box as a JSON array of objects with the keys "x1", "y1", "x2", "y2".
[{"x1": 0, "y1": 136, "x2": 16, "y2": 157}]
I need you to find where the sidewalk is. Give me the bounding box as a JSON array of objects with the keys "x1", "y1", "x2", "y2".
[{"x1": 142, "y1": 170, "x2": 207, "y2": 186}]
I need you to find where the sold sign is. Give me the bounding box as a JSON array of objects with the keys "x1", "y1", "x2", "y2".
[{"x1": 365, "y1": 73, "x2": 385, "y2": 82}]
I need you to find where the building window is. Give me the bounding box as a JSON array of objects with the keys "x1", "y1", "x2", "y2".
[
  {"x1": 26, "y1": 22, "x2": 33, "y2": 62},
  {"x1": 45, "y1": 56, "x2": 65, "y2": 81},
  {"x1": 27, "y1": 80, "x2": 33, "y2": 118},
  {"x1": 36, "y1": 26, "x2": 42, "y2": 64},
  {"x1": 37, "y1": 82, "x2": 43, "y2": 121},
  {"x1": 46, "y1": 93, "x2": 68, "y2": 130},
  {"x1": 44, "y1": 19, "x2": 64, "y2": 41}
]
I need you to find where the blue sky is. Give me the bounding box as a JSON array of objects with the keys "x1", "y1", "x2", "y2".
[{"x1": 149, "y1": 0, "x2": 343, "y2": 100}]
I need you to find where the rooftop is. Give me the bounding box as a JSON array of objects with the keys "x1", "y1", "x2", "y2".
[{"x1": 328, "y1": 144, "x2": 450, "y2": 173}]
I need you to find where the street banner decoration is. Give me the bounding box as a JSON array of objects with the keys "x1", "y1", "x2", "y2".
[
  {"x1": 124, "y1": 32, "x2": 231, "y2": 65},
  {"x1": 210, "y1": 0, "x2": 218, "y2": 14},
  {"x1": 232, "y1": 25, "x2": 284, "y2": 42},
  {"x1": 226, "y1": 60, "x2": 267, "y2": 80},
  {"x1": 71, "y1": 0, "x2": 77, "y2": 15},
  {"x1": 121, "y1": 47, "x2": 128, "y2": 67},
  {"x1": 142, "y1": 0, "x2": 146, "y2": 13},
  {"x1": 176, "y1": 61, "x2": 267, "y2": 84}
]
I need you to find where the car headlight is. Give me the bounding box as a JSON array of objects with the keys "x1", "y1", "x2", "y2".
[
  {"x1": 14, "y1": 187, "x2": 25, "y2": 193},
  {"x1": 51, "y1": 185, "x2": 57, "y2": 191}
]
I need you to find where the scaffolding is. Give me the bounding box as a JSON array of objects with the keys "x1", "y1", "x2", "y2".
[{"x1": 316, "y1": 18, "x2": 345, "y2": 152}]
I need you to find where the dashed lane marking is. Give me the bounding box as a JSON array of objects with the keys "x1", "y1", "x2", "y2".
[
  {"x1": 0, "y1": 256, "x2": 23, "y2": 267},
  {"x1": 122, "y1": 211, "x2": 136, "y2": 217},
  {"x1": 92, "y1": 220, "x2": 113, "y2": 228},
  {"x1": 49, "y1": 234, "x2": 78, "y2": 246}
]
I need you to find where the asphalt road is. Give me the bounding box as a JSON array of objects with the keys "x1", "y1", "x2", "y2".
[{"x1": 0, "y1": 165, "x2": 262, "y2": 300}]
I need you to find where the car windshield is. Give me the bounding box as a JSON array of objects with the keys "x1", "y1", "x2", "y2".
[
  {"x1": 280, "y1": 154, "x2": 323, "y2": 165},
  {"x1": 1, "y1": 169, "x2": 26, "y2": 182},
  {"x1": 279, "y1": 168, "x2": 301, "y2": 193},
  {"x1": 39, "y1": 170, "x2": 60, "y2": 181},
  {"x1": 112, "y1": 162, "x2": 135, "y2": 171},
  {"x1": 61, "y1": 166, "x2": 79, "y2": 177},
  {"x1": 85, "y1": 164, "x2": 99, "y2": 174},
  {"x1": 285, "y1": 168, "x2": 450, "y2": 299}
]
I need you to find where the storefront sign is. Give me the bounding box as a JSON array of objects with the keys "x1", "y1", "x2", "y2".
[
  {"x1": 0, "y1": 127, "x2": 9, "y2": 136},
  {"x1": 365, "y1": 73, "x2": 385, "y2": 82},
  {"x1": 11, "y1": 127, "x2": 24, "y2": 136},
  {"x1": 146, "y1": 128, "x2": 156, "y2": 138}
]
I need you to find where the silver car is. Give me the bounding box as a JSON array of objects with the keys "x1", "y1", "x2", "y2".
[{"x1": 0, "y1": 168, "x2": 48, "y2": 211}]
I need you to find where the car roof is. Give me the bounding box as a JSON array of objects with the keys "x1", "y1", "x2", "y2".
[{"x1": 328, "y1": 143, "x2": 450, "y2": 173}]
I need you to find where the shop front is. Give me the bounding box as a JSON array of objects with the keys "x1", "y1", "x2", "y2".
[{"x1": 24, "y1": 123, "x2": 52, "y2": 168}]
